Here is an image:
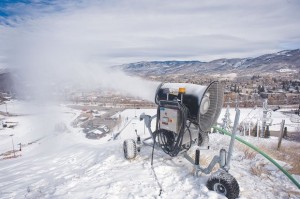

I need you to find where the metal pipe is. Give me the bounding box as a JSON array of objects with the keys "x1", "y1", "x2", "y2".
[
  {"x1": 248, "y1": 121, "x2": 251, "y2": 136},
  {"x1": 195, "y1": 149, "x2": 200, "y2": 165},
  {"x1": 220, "y1": 149, "x2": 227, "y2": 167},
  {"x1": 10, "y1": 134, "x2": 15, "y2": 157},
  {"x1": 225, "y1": 108, "x2": 240, "y2": 170},
  {"x1": 140, "y1": 114, "x2": 157, "y2": 143}
]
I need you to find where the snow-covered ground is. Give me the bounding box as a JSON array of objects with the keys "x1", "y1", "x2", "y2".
[
  {"x1": 218, "y1": 107, "x2": 300, "y2": 133},
  {"x1": 0, "y1": 101, "x2": 299, "y2": 198}
]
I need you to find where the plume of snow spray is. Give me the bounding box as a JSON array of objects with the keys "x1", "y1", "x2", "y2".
[{"x1": 0, "y1": 7, "x2": 161, "y2": 138}]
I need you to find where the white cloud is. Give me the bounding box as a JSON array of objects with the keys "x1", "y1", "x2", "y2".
[{"x1": 0, "y1": 0, "x2": 299, "y2": 100}]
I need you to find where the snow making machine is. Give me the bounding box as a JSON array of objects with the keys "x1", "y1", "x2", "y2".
[{"x1": 123, "y1": 82, "x2": 240, "y2": 199}]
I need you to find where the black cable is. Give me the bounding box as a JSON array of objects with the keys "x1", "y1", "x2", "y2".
[
  {"x1": 156, "y1": 101, "x2": 191, "y2": 157},
  {"x1": 150, "y1": 100, "x2": 197, "y2": 195}
]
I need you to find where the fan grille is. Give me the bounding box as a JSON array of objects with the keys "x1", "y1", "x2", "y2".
[{"x1": 198, "y1": 82, "x2": 224, "y2": 131}]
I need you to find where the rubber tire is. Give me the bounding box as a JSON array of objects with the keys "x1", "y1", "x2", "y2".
[
  {"x1": 206, "y1": 171, "x2": 240, "y2": 199},
  {"x1": 123, "y1": 139, "x2": 137, "y2": 160}
]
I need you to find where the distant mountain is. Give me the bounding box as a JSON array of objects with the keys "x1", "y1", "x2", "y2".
[
  {"x1": 119, "y1": 49, "x2": 300, "y2": 76},
  {"x1": 1, "y1": 49, "x2": 299, "y2": 93}
]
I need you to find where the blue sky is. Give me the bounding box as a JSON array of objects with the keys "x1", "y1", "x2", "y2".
[{"x1": 0, "y1": 0, "x2": 65, "y2": 23}]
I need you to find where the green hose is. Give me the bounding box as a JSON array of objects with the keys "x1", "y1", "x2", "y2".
[{"x1": 213, "y1": 126, "x2": 300, "y2": 189}]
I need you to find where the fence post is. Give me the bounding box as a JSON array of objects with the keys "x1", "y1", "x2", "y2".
[
  {"x1": 283, "y1": 127, "x2": 287, "y2": 138},
  {"x1": 257, "y1": 120, "x2": 259, "y2": 139},
  {"x1": 265, "y1": 125, "x2": 270, "y2": 138},
  {"x1": 277, "y1": 120, "x2": 285, "y2": 150},
  {"x1": 248, "y1": 121, "x2": 251, "y2": 136}
]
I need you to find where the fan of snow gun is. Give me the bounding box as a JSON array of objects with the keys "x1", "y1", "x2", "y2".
[{"x1": 154, "y1": 81, "x2": 224, "y2": 156}]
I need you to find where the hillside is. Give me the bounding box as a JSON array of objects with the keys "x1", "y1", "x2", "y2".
[
  {"x1": 0, "y1": 101, "x2": 299, "y2": 198},
  {"x1": 119, "y1": 49, "x2": 300, "y2": 76}
]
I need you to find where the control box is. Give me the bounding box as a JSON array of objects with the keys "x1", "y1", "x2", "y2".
[{"x1": 159, "y1": 107, "x2": 181, "y2": 134}]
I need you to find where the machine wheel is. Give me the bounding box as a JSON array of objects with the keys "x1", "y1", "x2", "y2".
[
  {"x1": 198, "y1": 131, "x2": 209, "y2": 147},
  {"x1": 206, "y1": 171, "x2": 239, "y2": 199},
  {"x1": 123, "y1": 139, "x2": 137, "y2": 160}
]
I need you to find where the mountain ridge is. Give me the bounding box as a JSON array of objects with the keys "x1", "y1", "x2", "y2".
[{"x1": 119, "y1": 49, "x2": 300, "y2": 76}]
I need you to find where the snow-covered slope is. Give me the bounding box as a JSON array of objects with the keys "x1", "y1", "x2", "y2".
[{"x1": 0, "y1": 102, "x2": 299, "y2": 199}]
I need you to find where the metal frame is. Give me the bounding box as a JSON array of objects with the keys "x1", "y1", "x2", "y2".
[{"x1": 139, "y1": 109, "x2": 241, "y2": 176}]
